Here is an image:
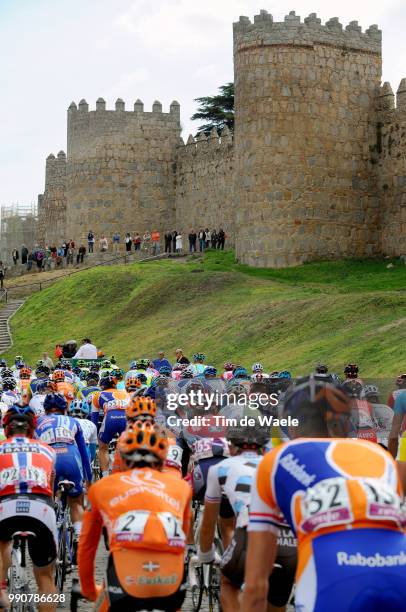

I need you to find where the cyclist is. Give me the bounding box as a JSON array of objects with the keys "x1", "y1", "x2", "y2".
[
  {"x1": 29, "y1": 379, "x2": 49, "y2": 416},
  {"x1": 92, "y1": 374, "x2": 130, "y2": 476},
  {"x1": 222, "y1": 362, "x2": 235, "y2": 382},
  {"x1": 388, "y1": 373, "x2": 406, "y2": 409},
  {"x1": 251, "y1": 362, "x2": 269, "y2": 380},
  {"x1": 78, "y1": 370, "x2": 100, "y2": 405},
  {"x1": 30, "y1": 363, "x2": 51, "y2": 395},
  {"x1": 78, "y1": 421, "x2": 192, "y2": 611},
  {"x1": 200, "y1": 419, "x2": 297, "y2": 612},
  {"x1": 192, "y1": 353, "x2": 206, "y2": 375},
  {"x1": 389, "y1": 387, "x2": 406, "y2": 458},
  {"x1": 315, "y1": 362, "x2": 329, "y2": 374},
  {"x1": 361, "y1": 385, "x2": 393, "y2": 447},
  {"x1": 10, "y1": 355, "x2": 24, "y2": 373},
  {"x1": 0, "y1": 405, "x2": 58, "y2": 610},
  {"x1": 343, "y1": 362, "x2": 363, "y2": 384},
  {"x1": 244, "y1": 375, "x2": 406, "y2": 611},
  {"x1": 52, "y1": 368, "x2": 74, "y2": 406},
  {"x1": 343, "y1": 379, "x2": 377, "y2": 442},
  {"x1": 68, "y1": 398, "x2": 98, "y2": 463},
  {"x1": 125, "y1": 375, "x2": 142, "y2": 394},
  {"x1": 35, "y1": 393, "x2": 91, "y2": 550},
  {"x1": 0, "y1": 376, "x2": 21, "y2": 408}
]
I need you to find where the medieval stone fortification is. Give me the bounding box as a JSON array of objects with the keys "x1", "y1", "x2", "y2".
[{"x1": 38, "y1": 9, "x2": 405, "y2": 267}]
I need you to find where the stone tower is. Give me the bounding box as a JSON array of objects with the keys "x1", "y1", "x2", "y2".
[
  {"x1": 37, "y1": 151, "x2": 67, "y2": 245},
  {"x1": 233, "y1": 10, "x2": 382, "y2": 266},
  {"x1": 65, "y1": 98, "x2": 181, "y2": 241}
]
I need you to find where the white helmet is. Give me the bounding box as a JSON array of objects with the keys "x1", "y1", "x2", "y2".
[{"x1": 252, "y1": 362, "x2": 263, "y2": 373}]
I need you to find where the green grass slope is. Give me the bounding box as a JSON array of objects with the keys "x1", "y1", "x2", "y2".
[{"x1": 3, "y1": 252, "x2": 406, "y2": 376}]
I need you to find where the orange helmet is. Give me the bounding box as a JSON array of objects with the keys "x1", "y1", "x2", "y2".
[
  {"x1": 19, "y1": 367, "x2": 32, "y2": 379},
  {"x1": 117, "y1": 421, "x2": 168, "y2": 465},
  {"x1": 52, "y1": 369, "x2": 65, "y2": 382},
  {"x1": 125, "y1": 376, "x2": 142, "y2": 391},
  {"x1": 127, "y1": 396, "x2": 156, "y2": 422}
]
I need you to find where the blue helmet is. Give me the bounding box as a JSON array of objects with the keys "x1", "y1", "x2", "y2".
[
  {"x1": 135, "y1": 372, "x2": 147, "y2": 385},
  {"x1": 43, "y1": 393, "x2": 68, "y2": 413},
  {"x1": 3, "y1": 404, "x2": 37, "y2": 436},
  {"x1": 68, "y1": 398, "x2": 90, "y2": 417},
  {"x1": 204, "y1": 366, "x2": 217, "y2": 377},
  {"x1": 130, "y1": 360, "x2": 137, "y2": 370},
  {"x1": 278, "y1": 370, "x2": 292, "y2": 380},
  {"x1": 100, "y1": 374, "x2": 117, "y2": 390},
  {"x1": 159, "y1": 366, "x2": 172, "y2": 377},
  {"x1": 233, "y1": 367, "x2": 249, "y2": 379}
]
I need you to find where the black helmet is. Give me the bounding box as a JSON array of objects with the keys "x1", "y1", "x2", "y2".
[
  {"x1": 227, "y1": 418, "x2": 270, "y2": 449},
  {"x1": 100, "y1": 374, "x2": 117, "y2": 390},
  {"x1": 315, "y1": 363, "x2": 328, "y2": 374}
]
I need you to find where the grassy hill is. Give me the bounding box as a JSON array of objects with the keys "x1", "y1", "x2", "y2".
[{"x1": 3, "y1": 251, "x2": 406, "y2": 376}]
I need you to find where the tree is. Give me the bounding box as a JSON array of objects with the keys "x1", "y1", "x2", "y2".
[{"x1": 191, "y1": 82, "x2": 234, "y2": 135}]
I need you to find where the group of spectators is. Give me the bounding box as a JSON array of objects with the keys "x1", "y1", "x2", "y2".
[
  {"x1": 164, "y1": 228, "x2": 226, "y2": 254},
  {"x1": 7, "y1": 241, "x2": 87, "y2": 274}
]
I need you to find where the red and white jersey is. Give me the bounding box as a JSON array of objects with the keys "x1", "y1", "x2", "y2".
[{"x1": 0, "y1": 436, "x2": 55, "y2": 497}]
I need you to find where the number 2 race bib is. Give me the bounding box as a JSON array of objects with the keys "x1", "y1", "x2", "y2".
[{"x1": 114, "y1": 510, "x2": 185, "y2": 548}]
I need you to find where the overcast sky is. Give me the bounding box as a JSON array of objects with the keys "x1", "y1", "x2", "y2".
[{"x1": 0, "y1": 0, "x2": 405, "y2": 208}]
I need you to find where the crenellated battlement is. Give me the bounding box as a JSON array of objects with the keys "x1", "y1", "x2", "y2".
[
  {"x1": 177, "y1": 126, "x2": 233, "y2": 159},
  {"x1": 378, "y1": 79, "x2": 406, "y2": 112},
  {"x1": 67, "y1": 98, "x2": 180, "y2": 117},
  {"x1": 234, "y1": 10, "x2": 381, "y2": 54}
]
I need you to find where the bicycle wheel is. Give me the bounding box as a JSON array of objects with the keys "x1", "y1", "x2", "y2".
[
  {"x1": 208, "y1": 564, "x2": 222, "y2": 612},
  {"x1": 55, "y1": 521, "x2": 67, "y2": 591},
  {"x1": 191, "y1": 565, "x2": 204, "y2": 612}
]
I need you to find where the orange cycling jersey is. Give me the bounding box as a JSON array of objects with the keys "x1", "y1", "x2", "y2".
[
  {"x1": 78, "y1": 467, "x2": 192, "y2": 601},
  {"x1": 92, "y1": 388, "x2": 130, "y2": 414},
  {"x1": 55, "y1": 381, "x2": 75, "y2": 405}
]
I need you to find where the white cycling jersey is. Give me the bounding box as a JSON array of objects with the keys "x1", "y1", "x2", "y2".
[
  {"x1": 75, "y1": 418, "x2": 97, "y2": 445},
  {"x1": 29, "y1": 394, "x2": 46, "y2": 416},
  {"x1": 205, "y1": 451, "x2": 262, "y2": 528}
]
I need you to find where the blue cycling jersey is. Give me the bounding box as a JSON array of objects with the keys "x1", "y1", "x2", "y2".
[
  {"x1": 394, "y1": 390, "x2": 406, "y2": 415},
  {"x1": 35, "y1": 414, "x2": 92, "y2": 482}
]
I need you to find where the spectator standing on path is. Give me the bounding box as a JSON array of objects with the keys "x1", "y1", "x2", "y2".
[
  {"x1": 175, "y1": 348, "x2": 190, "y2": 365},
  {"x1": 26, "y1": 252, "x2": 33, "y2": 272},
  {"x1": 99, "y1": 235, "x2": 108, "y2": 252},
  {"x1": 164, "y1": 231, "x2": 172, "y2": 253},
  {"x1": 63, "y1": 242, "x2": 68, "y2": 257},
  {"x1": 42, "y1": 352, "x2": 54, "y2": 369},
  {"x1": 172, "y1": 230, "x2": 177, "y2": 253},
  {"x1": 88, "y1": 231, "x2": 95, "y2": 253},
  {"x1": 55, "y1": 344, "x2": 63, "y2": 360},
  {"x1": 33, "y1": 246, "x2": 44, "y2": 270},
  {"x1": 77, "y1": 244, "x2": 86, "y2": 264},
  {"x1": 205, "y1": 228, "x2": 211, "y2": 249},
  {"x1": 142, "y1": 231, "x2": 151, "y2": 252},
  {"x1": 12, "y1": 248, "x2": 19, "y2": 265},
  {"x1": 66, "y1": 243, "x2": 75, "y2": 266},
  {"x1": 21, "y1": 244, "x2": 28, "y2": 265},
  {"x1": 175, "y1": 233, "x2": 183, "y2": 253},
  {"x1": 125, "y1": 233, "x2": 132, "y2": 252},
  {"x1": 133, "y1": 233, "x2": 141, "y2": 251},
  {"x1": 152, "y1": 351, "x2": 172, "y2": 371},
  {"x1": 0, "y1": 261, "x2": 5, "y2": 289},
  {"x1": 151, "y1": 230, "x2": 161, "y2": 255},
  {"x1": 188, "y1": 230, "x2": 197, "y2": 253},
  {"x1": 112, "y1": 232, "x2": 120, "y2": 254},
  {"x1": 211, "y1": 229, "x2": 218, "y2": 249},
  {"x1": 198, "y1": 229, "x2": 206, "y2": 252},
  {"x1": 217, "y1": 228, "x2": 226, "y2": 250},
  {"x1": 73, "y1": 337, "x2": 98, "y2": 359}
]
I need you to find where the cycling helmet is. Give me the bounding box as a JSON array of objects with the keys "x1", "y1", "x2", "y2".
[
  {"x1": 0, "y1": 359, "x2": 7, "y2": 368},
  {"x1": 112, "y1": 368, "x2": 124, "y2": 381},
  {"x1": 269, "y1": 371, "x2": 280, "y2": 378},
  {"x1": 77, "y1": 359, "x2": 87, "y2": 368},
  {"x1": 181, "y1": 366, "x2": 195, "y2": 379},
  {"x1": 89, "y1": 363, "x2": 100, "y2": 373},
  {"x1": 1, "y1": 368, "x2": 14, "y2": 378},
  {"x1": 19, "y1": 367, "x2": 32, "y2": 380},
  {"x1": 159, "y1": 366, "x2": 172, "y2": 377},
  {"x1": 85, "y1": 370, "x2": 99, "y2": 384},
  {"x1": 68, "y1": 398, "x2": 90, "y2": 418},
  {"x1": 233, "y1": 367, "x2": 249, "y2": 380},
  {"x1": 100, "y1": 374, "x2": 117, "y2": 390},
  {"x1": 110, "y1": 355, "x2": 117, "y2": 365},
  {"x1": 35, "y1": 364, "x2": 51, "y2": 377},
  {"x1": 72, "y1": 366, "x2": 82, "y2": 376},
  {"x1": 315, "y1": 363, "x2": 329, "y2": 374},
  {"x1": 227, "y1": 418, "x2": 269, "y2": 449},
  {"x1": 127, "y1": 396, "x2": 156, "y2": 422},
  {"x1": 136, "y1": 359, "x2": 150, "y2": 370},
  {"x1": 36, "y1": 379, "x2": 50, "y2": 393},
  {"x1": 3, "y1": 404, "x2": 37, "y2": 437},
  {"x1": 101, "y1": 359, "x2": 111, "y2": 369},
  {"x1": 204, "y1": 366, "x2": 217, "y2": 377},
  {"x1": 279, "y1": 370, "x2": 292, "y2": 380},
  {"x1": 125, "y1": 376, "x2": 142, "y2": 391},
  {"x1": 227, "y1": 381, "x2": 248, "y2": 396},
  {"x1": 396, "y1": 374, "x2": 406, "y2": 388},
  {"x1": 52, "y1": 369, "x2": 65, "y2": 383},
  {"x1": 60, "y1": 359, "x2": 72, "y2": 371},
  {"x1": 129, "y1": 360, "x2": 137, "y2": 370},
  {"x1": 342, "y1": 379, "x2": 363, "y2": 398},
  {"x1": 344, "y1": 363, "x2": 359, "y2": 379},
  {"x1": 78, "y1": 370, "x2": 88, "y2": 381},
  {"x1": 43, "y1": 393, "x2": 68, "y2": 413},
  {"x1": 223, "y1": 362, "x2": 234, "y2": 372},
  {"x1": 15, "y1": 355, "x2": 23, "y2": 363},
  {"x1": 117, "y1": 421, "x2": 168, "y2": 466},
  {"x1": 361, "y1": 384, "x2": 380, "y2": 401},
  {"x1": 2, "y1": 377, "x2": 17, "y2": 391},
  {"x1": 193, "y1": 353, "x2": 206, "y2": 362},
  {"x1": 15, "y1": 360, "x2": 24, "y2": 369},
  {"x1": 252, "y1": 363, "x2": 264, "y2": 373},
  {"x1": 135, "y1": 372, "x2": 148, "y2": 385},
  {"x1": 283, "y1": 375, "x2": 351, "y2": 437}
]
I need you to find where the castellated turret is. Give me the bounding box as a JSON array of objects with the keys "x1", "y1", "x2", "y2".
[
  {"x1": 37, "y1": 151, "x2": 67, "y2": 245},
  {"x1": 65, "y1": 99, "x2": 181, "y2": 241},
  {"x1": 233, "y1": 10, "x2": 382, "y2": 266}
]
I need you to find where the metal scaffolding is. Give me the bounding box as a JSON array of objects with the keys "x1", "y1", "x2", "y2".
[{"x1": 0, "y1": 203, "x2": 38, "y2": 264}]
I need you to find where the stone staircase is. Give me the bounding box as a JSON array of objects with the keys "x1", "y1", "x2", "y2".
[{"x1": 0, "y1": 299, "x2": 25, "y2": 354}]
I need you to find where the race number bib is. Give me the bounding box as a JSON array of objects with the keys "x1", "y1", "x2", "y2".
[
  {"x1": 166, "y1": 444, "x2": 183, "y2": 468},
  {"x1": 157, "y1": 512, "x2": 185, "y2": 548},
  {"x1": 301, "y1": 477, "x2": 352, "y2": 533},
  {"x1": 361, "y1": 479, "x2": 403, "y2": 524},
  {"x1": 114, "y1": 510, "x2": 150, "y2": 542},
  {"x1": 0, "y1": 466, "x2": 47, "y2": 488},
  {"x1": 192, "y1": 439, "x2": 213, "y2": 461}
]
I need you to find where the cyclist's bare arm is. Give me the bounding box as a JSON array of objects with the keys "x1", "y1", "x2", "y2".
[
  {"x1": 200, "y1": 501, "x2": 220, "y2": 554},
  {"x1": 78, "y1": 498, "x2": 103, "y2": 600},
  {"x1": 388, "y1": 413, "x2": 403, "y2": 458},
  {"x1": 242, "y1": 531, "x2": 277, "y2": 612}
]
